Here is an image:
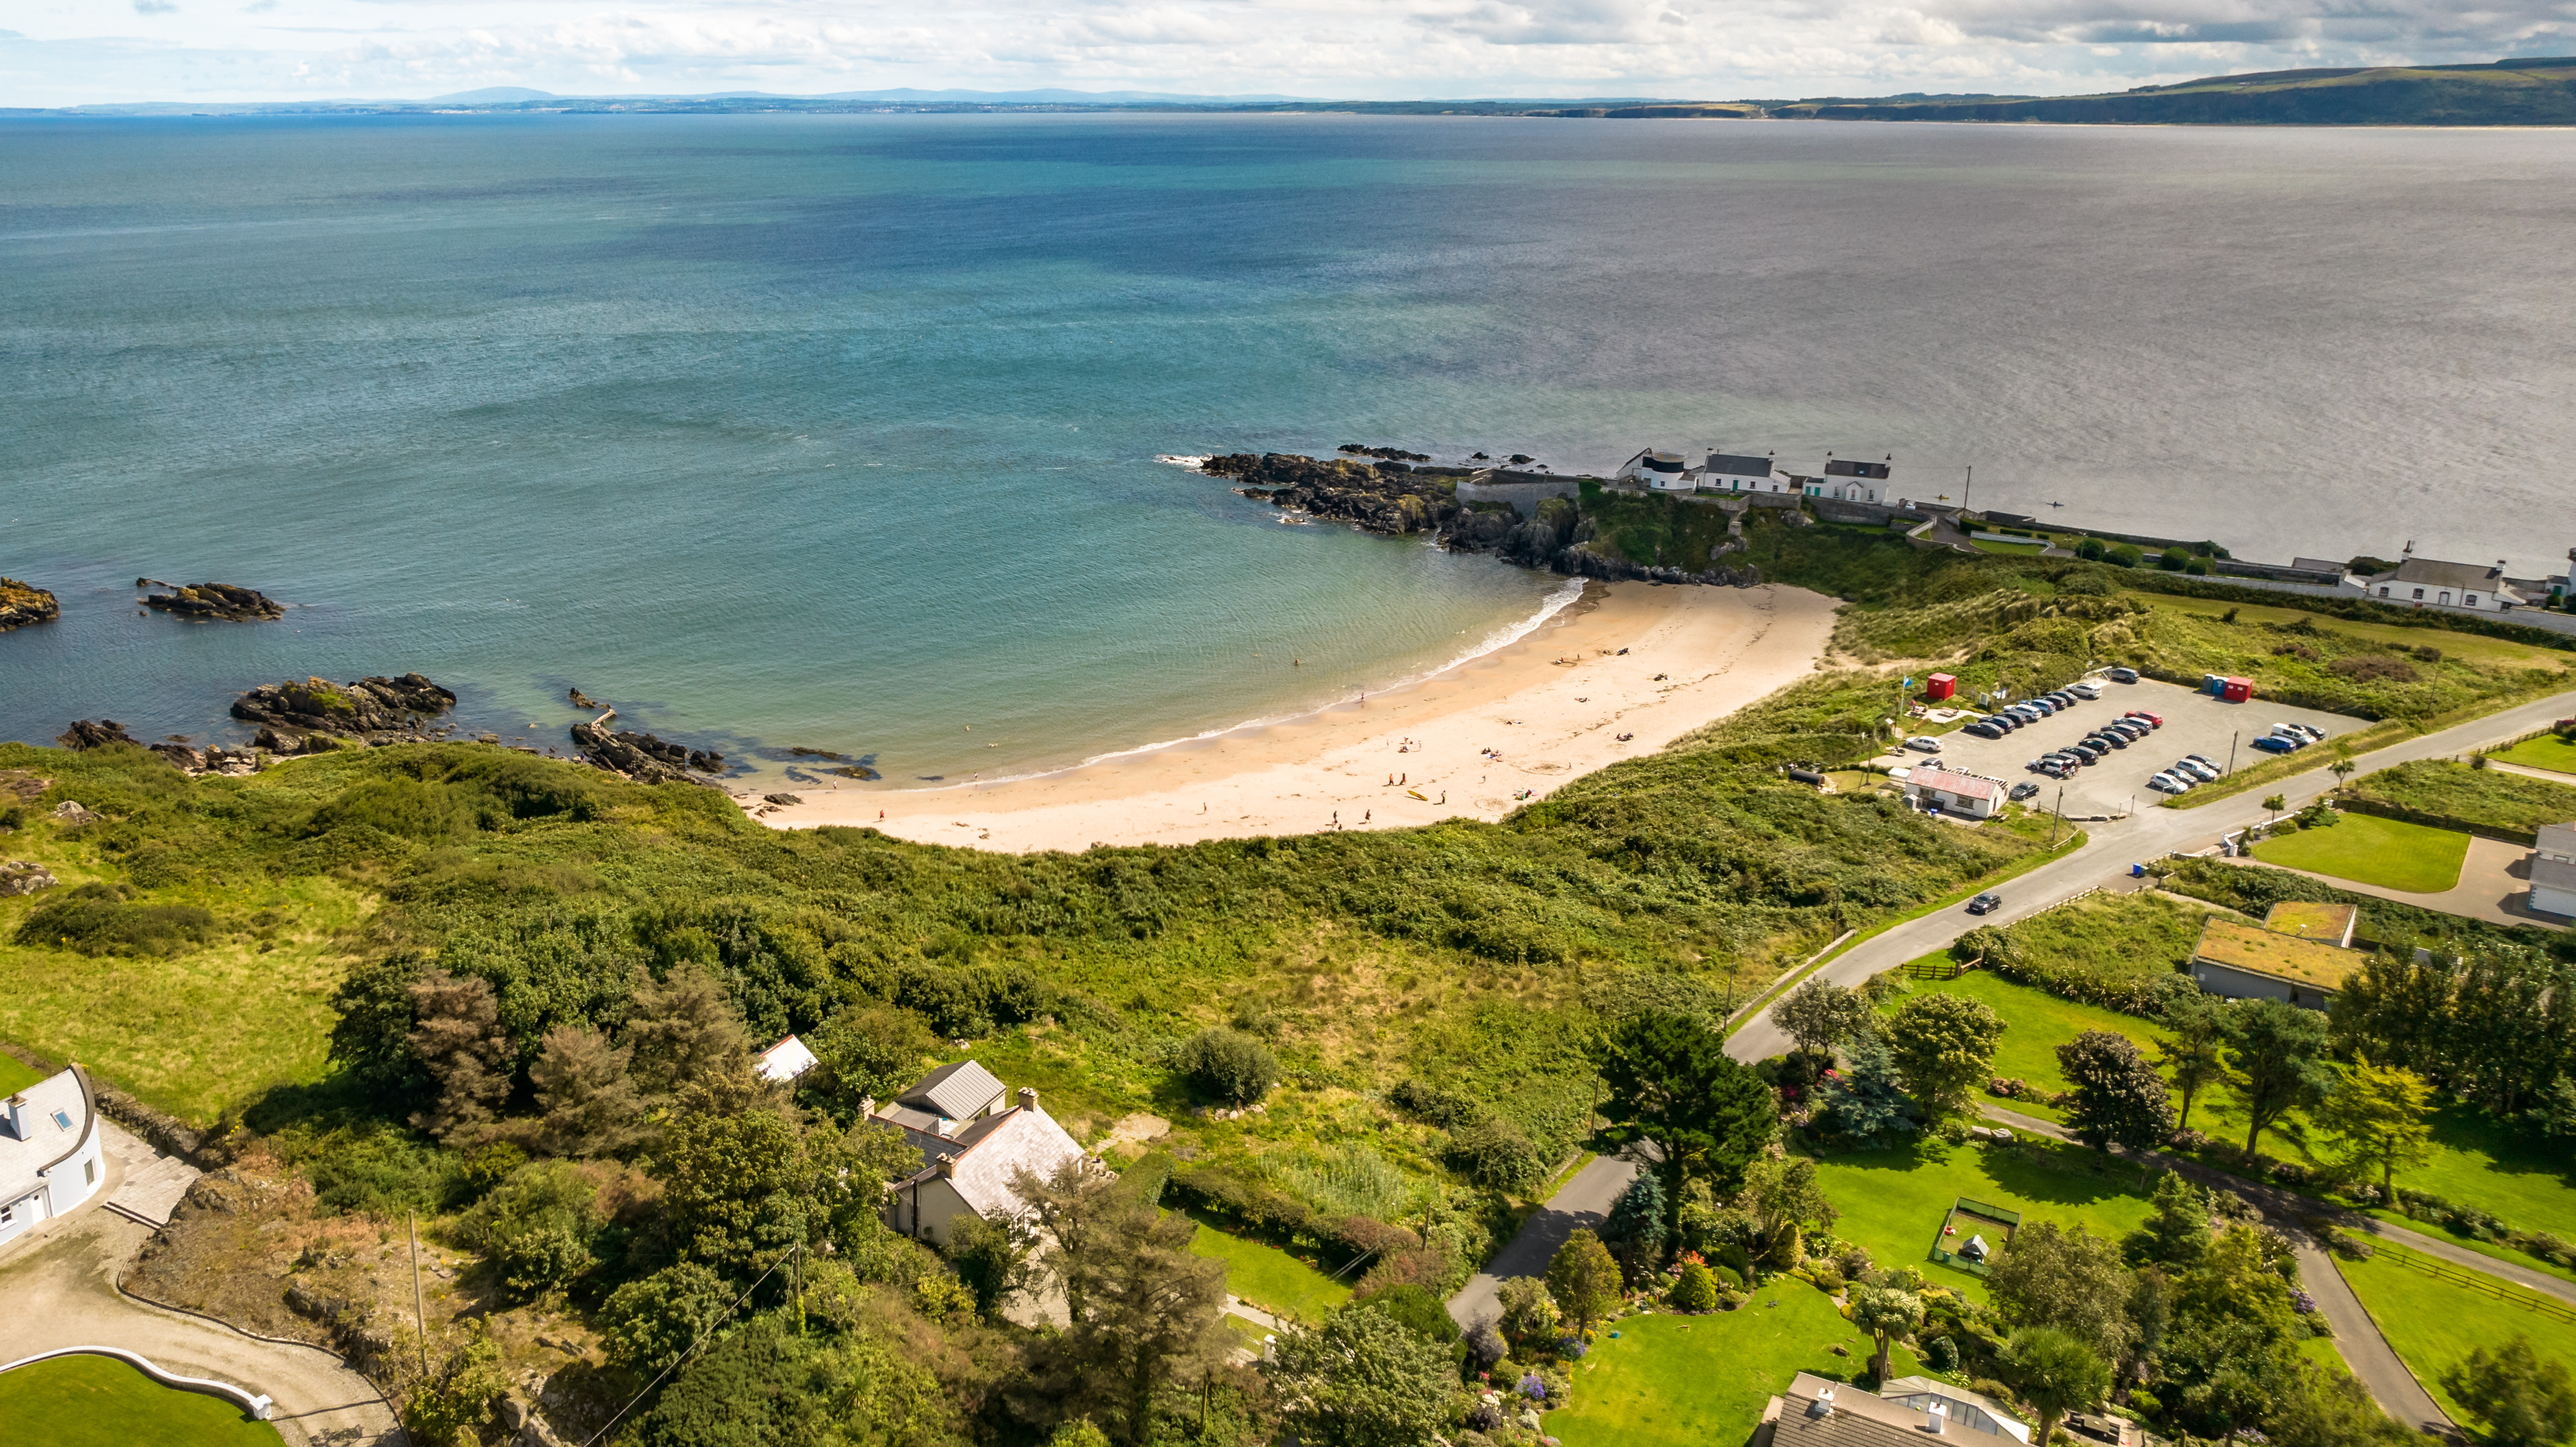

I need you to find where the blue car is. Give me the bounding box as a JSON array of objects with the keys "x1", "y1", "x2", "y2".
[{"x1": 2250, "y1": 735, "x2": 2297, "y2": 754}]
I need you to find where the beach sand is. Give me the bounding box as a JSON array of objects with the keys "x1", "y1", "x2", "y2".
[{"x1": 751, "y1": 581, "x2": 1840, "y2": 853}]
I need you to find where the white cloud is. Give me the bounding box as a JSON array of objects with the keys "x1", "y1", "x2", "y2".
[{"x1": 0, "y1": 0, "x2": 2564, "y2": 106}]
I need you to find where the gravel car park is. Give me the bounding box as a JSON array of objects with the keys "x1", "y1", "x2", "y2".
[{"x1": 1922, "y1": 677, "x2": 2359, "y2": 817}]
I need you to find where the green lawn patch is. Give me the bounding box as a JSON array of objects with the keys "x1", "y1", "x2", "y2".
[
  {"x1": 2336, "y1": 1250, "x2": 2576, "y2": 1423},
  {"x1": 0, "y1": 1050, "x2": 45, "y2": 1096},
  {"x1": 2492, "y1": 733, "x2": 2576, "y2": 777},
  {"x1": 2382, "y1": 1105, "x2": 2576, "y2": 1239},
  {"x1": 2248, "y1": 815, "x2": 2470, "y2": 894},
  {"x1": 1883, "y1": 970, "x2": 2173, "y2": 1124},
  {"x1": 1808, "y1": 1136, "x2": 2158, "y2": 1300},
  {"x1": 2360, "y1": 1212, "x2": 2576, "y2": 1288},
  {"x1": 1550, "y1": 1284, "x2": 1919, "y2": 1447},
  {"x1": 1188, "y1": 1217, "x2": 1352, "y2": 1324},
  {"x1": 1972, "y1": 539, "x2": 2048, "y2": 556},
  {"x1": 2341, "y1": 759, "x2": 2576, "y2": 837},
  {"x1": 0, "y1": 1354, "x2": 283, "y2": 1445}
]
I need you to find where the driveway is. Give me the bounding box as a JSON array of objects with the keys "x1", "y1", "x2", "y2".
[
  {"x1": 1447, "y1": 1153, "x2": 1641, "y2": 1330},
  {"x1": 1728, "y1": 686, "x2": 2576, "y2": 1064},
  {"x1": 0, "y1": 1209, "x2": 400, "y2": 1446}
]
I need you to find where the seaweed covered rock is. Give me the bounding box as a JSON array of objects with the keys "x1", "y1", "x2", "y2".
[
  {"x1": 57, "y1": 720, "x2": 140, "y2": 750},
  {"x1": 0, "y1": 578, "x2": 60, "y2": 632},
  {"x1": 568, "y1": 711, "x2": 720, "y2": 783},
  {"x1": 141, "y1": 581, "x2": 286, "y2": 621},
  {"x1": 1205, "y1": 453, "x2": 1464, "y2": 537},
  {"x1": 231, "y1": 673, "x2": 457, "y2": 742}
]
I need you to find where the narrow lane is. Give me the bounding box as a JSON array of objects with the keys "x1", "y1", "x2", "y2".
[{"x1": 1446, "y1": 1153, "x2": 1641, "y2": 1329}]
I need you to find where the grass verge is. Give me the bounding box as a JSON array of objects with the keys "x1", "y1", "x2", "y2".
[
  {"x1": 2335, "y1": 1249, "x2": 2576, "y2": 1424},
  {"x1": 1188, "y1": 1217, "x2": 1353, "y2": 1324},
  {"x1": 2490, "y1": 734, "x2": 2576, "y2": 776},
  {"x1": 2248, "y1": 815, "x2": 2471, "y2": 894}
]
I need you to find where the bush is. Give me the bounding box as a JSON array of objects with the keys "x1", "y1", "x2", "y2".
[
  {"x1": 1176, "y1": 1027, "x2": 1277, "y2": 1105},
  {"x1": 1669, "y1": 1261, "x2": 1721, "y2": 1312},
  {"x1": 1447, "y1": 1116, "x2": 1550, "y2": 1194},
  {"x1": 1924, "y1": 1334, "x2": 1960, "y2": 1373},
  {"x1": 14, "y1": 883, "x2": 216, "y2": 955},
  {"x1": 1360, "y1": 1283, "x2": 1463, "y2": 1344}
]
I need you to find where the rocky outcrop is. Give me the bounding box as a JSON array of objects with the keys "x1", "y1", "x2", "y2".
[
  {"x1": 57, "y1": 719, "x2": 140, "y2": 750},
  {"x1": 148, "y1": 743, "x2": 260, "y2": 776},
  {"x1": 1, "y1": 861, "x2": 58, "y2": 896},
  {"x1": 253, "y1": 726, "x2": 339, "y2": 756},
  {"x1": 569, "y1": 710, "x2": 722, "y2": 783},
  {"x1": 1205, "y1": 453, "x2": 1465, "y2": 537},
  {"x1": 50, "y1": 800, "x2": 100, "y2": 825},
  {"x1": 140, "y1": 581, "x2": 286, "y2": 621},
  {"x1": 0, "y1": 578, "x2": 59, "y2": 632},
  {"x1": 230, "y1": 673, "x2": 456, "y2": 743}
]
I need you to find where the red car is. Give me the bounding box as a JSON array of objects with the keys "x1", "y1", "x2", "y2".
[{"x1": 2125, "y1": 710, "x2": 2163, "y2": 728}]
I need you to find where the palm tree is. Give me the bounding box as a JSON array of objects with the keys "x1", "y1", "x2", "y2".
[
  {"x1": 2330, "y1": 754, "x2": 2357, "y2": 787},
  {"x1": 2261, "y1": 794, "x2": 2285, "y2": 833}
]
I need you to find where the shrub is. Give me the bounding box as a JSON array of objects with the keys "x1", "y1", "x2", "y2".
[
  {"x1": 1177, "y1": 1027, "x2": 1277, "y2": 1105},
  {"x1": 1924, "y1": 1334, "x2": 1960, "y2": 1373},
  {"x1": 1669, "y1": 1261, "x2": 1721, "y2": 1312},
  {"x1": 14, "y1": 883, "x2": 216, "y2": 955},
  {"x1": 1447, "y1": 1116, "x2": 1550, "y2": 1194},
  {"x1": 1810, "y1": 1264, "x2": 1847, "y2": 1294},
  {"x1": 1360, "y1": 1283, "x2": 1463, "y2": 1344}
]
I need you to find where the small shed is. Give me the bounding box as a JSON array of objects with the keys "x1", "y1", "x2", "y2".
[
  {"x1": 1902, "y1": 765, "x2": 2003, "y2": 821},
  {"x1": 1926, "y1": 673, "x2": 1958, "y2": 703},
  {"x1": 2222, "y1": 677, "x2": 2254, "y2": 703},
  {"x1": 755, "y1": 1034, "x2": 819, "y2": 1083},
  {"x1": 2190, "y1": 915, "x2": 2360, "y2": 1008}
]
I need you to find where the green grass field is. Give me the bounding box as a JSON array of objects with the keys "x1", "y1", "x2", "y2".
[
  {"x1": 0, "y1": 1051, "x2": 45, "y2": 1096},
  {"x1": 1971, "y1": 539, "x2": 2049, "y2": 556},
  {"x1": 1551, "y1": 1284, "x2": 1920, "y2": 1447},
  {"x1": 1891, "y1": 969, "x2": 2172, "y2": 1124},
  {"x1": 2248, "y1": 814, "x2": 2470, "y2": 894},
  {"x1": 1809, "y1": 1136, "x2": 2159, "y2": 1299},
  {"x1": 1188, "y1": 1218, "x2": 1352, "y2": 1324},
  {"x1": 2336, "y1": 1251, "x2": 2576, "y2": 1424},
  {"x1": 2361, "y1": 1212, "x2": 2576, "y2": 1288},
  {"x1": 0, "y1": 1355, "x2": 283, "y2": 1445},
  {"x1": 2341, "y1": 759, "x2": 2576, "y2": 837},
  {"x1": 2491, "y1": 734, "x2": 2576, "y2": 777}
]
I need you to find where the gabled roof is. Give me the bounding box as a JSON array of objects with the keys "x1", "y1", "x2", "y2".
[
  {"x1": 1906, "y1": 766, "x2": 2001, "y2": 802},
  {"x1": 898, "y1": 1105, "x2": 1087, "y2": 1222},
  {"x1": 1825, "y1": 458, "x2": 1892, "y2": 480},
  {"x1": 1706, "y1": 452, "x2": 1778, "y2": 476},
  {"x1": 2359, "y1": 556, "x2": 2520, "y2": 597},
  {"x1": 1768, "y1": 1373, "x2": 1951, "y2": 1447},
  {"x1": 755, "y1": 1034, "x2": 818, "y2": 1083},
  {"x1": 899, "y1": 1059, "x2": 1006, "y2": 1121},
  {"x1": 2, "y1": 1065, "x2": 95, "y2": 1204}
]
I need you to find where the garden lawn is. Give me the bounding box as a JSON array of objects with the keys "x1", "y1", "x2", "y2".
[
  {"x1": 2341, "y1": 759, "x2": 2576, "y2": 837},
  {"x1": 1188, "y1": 1217, "x2": 1351, "y2": 1324},
  {"x1": 1888, "y1": 970, "x2": 2173, "y2": 1125},
  {"x1": 0, "y1": 1050, "x2": 44, "y2": 1096},
  {"x1": 2492, "y1": 733, "x2": 2576, "y2": 778},
  {"x1": 2380, "y1": 1105, "x2": 2576, "y2": 1243},
  {"x1": 2335, "y1": 1251, "x2": 2576, "y2": 1424},
  {"x1": 2360, "y1": 1213, "x2": 2576, "y2": 1288},
  {"x1": 1808, "y1": 1136, "x2": 2159, "y2": 1299},
  {"x1": 2248, "y1": 815, "x2": 2470, "y2": 894},
  {"x1": 1550, "y1": 1284, "x2": 1919, "y2": 1447},
  {"x1": 0, "y1": 1354, "x2": 282, "y2": 1445}
]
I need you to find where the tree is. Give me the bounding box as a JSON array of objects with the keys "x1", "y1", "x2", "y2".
[
  {"x1": 1851, "y1": 1285, "x2": 1924, "y2": 1384},
  {"x1": 2263, "y1": 794, "x2": 2288, "y2": 829},
  {"x1": 1599, "y1": 1173, "x2": 1669, "y2": 1285},
  {"x1": 1596, "y1": 1010, "x2": 1779, "y2": 1209},
  {"x1": 2268, "y1": 1361, "x2": 2414, "y2": 1447},
  {"x1": 948, "y1": 1212, "x2": 1036, "y2": 1318},
  {"x1": 1739, "y1": 1155, "x2": 1839, "y2": 1271},
  {"x1": 1177, "y1": 1026, "x2": 1278, "y2": 1105},
  {"x1": 1886, "y1": 993, "x2": 2005, "y2": 1116},
  {"x1": 600, "y1": 1262, "x2": 738, "y2": 1374},
  {"x1": 1546, "y1": 1229, "x2": 1622, "y2": 1339},
  {"x1": 2002, "y1": 1326, "x2": 2112, "y2": 1447},
  {"x1": 1268, "y1": 1304, "x2": 1456, "y2": 1447},
  {"x1": 652, "y1": 1069, "x2": 881, "y2": 1275},
  {"x1": 2442, "y1": 1336, "x2": 2576, "y2": 1447},
  {"x1": 644, "y1": 1312, "x2": 948, "y2": 1447},
  {"x1": 399, "y1": 1319, "x2": 508, "y2": 1447},
  {"x1": 2330, "y1": 755, "x2": 2357, "y2": 787},
  {"x1": 1773, "y1": 979, "x2": 1872, "y2": 1057},
  {"x1": 624, "y1": 964, "x2": 750, "y2": 1098},
  {"x1": 2227, "y1": 999, "x2": 2336, "y2": 1155},
  {"x1": 1495, "y1": 1275, "x2": 1559, "y2": 1351},
  {"x1": 1987, "y1": 1222, "x2": 2136, "y2": 1364},
  {"x1": 2057, "y1": 1030, "x2": 2177, "y2": 1159},
  {"x1": 2123, "y1": 1171, "x2": 2213, "y2": 1269},
  {"x1": 407, "y1": 968, "x2": 513, "y2": 1141},
  {"x1": 2158, "y1": 987, "x2": 2232, "y2": 1132},
  {"x1": 1024, "y1": 1182, "x2": 1230, "y2": 1446},
  {"x1": 328, "y1": 951, "x2": 430, "y2": 1095},
  {"x1": 529, "y1": 1023, "x2": 649, "y2": 1159},
  {"x1": 800, "y1": 1004, "x2": 935, "y2": 1123},
  {"x1": 2317, "y1": 1056, "x2": 2436, "y2": 1195},
  {"x1": 1820, "y1": 1027, "x2": 1918, "y2": 1147}
]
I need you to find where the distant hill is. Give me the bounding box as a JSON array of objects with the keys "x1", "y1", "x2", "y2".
[
  {"x1": 427, "y1": 87, "x2": 555, "y2": 104},
  {"x1": 1763, "y1": 57, "x2": 2576, "y2": 125}
]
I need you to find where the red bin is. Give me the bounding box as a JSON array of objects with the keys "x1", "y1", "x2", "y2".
[
  {"x1": 1926, "y1": 673, "x2": 1957, "y2": 702},
  {"x1": 2222, "y1": 677, "x2": 2254, "y2": 703}
]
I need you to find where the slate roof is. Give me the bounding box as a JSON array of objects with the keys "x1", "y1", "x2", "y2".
[
  {"x1": 1706, "y1": 452, "x2": 1779, "y2": 476},
  {"x1": 2357, "y1": 557, "x2": 2521, "y2": 598},
  {"x1": 1825, "y1": 458, "x2": 1893, "y2": 480},
  {"x1": 2530, "y1": 851, "x2": 2576, "y2": 901},
  {"x1": 2, "y1": 1065, "x2": 95, "y2": 1205},
  {"x1": 2535, "y1": 821, "x2": 2576, "y2": 862},
  {"x1": 1766, "y1": 1373, "x2": 1951, "y2": 1447},
  {"x1": 898, "y1": 1105, "x2": 1087, "y2": 1222},
  {"x1": 899, "y1": 1060, "x2": 1007, "y2": 1122}
]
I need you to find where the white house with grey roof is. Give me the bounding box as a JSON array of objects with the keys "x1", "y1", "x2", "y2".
[
  {"x1": 1617, "y1": 449, "x2": 1693, "y2": 490},
  {"x1": 883, "y1": 1083, "x2": 1088, "y2": 1248},
  {"x1": 1, "y1": 1065, "x2": 104, "y2": 1248},
  {"x1": 1703, "y1": 451, "x2": 1795, "y2": 494},
  {"x1": 2528, "y1": 822, "x2": 2576, "y2": 918},
  {"x1": 1810, "y1": 456, "x2": 1891, "y2": 504},
  {"x1": 2350, "y1": 553, "x2": 2525, "y2": 614}
]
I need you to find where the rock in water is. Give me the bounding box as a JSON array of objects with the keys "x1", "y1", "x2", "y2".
[
  {"x1": 0, "y1": 578, "x2": 60, "y2": 632},
  {"x1": 231, "y1": 674, "x2": 457, "y2": 743},
  {"x1": 568, "y1": 687, "x2": 601, "y2": 709},
  {"x1": 149, "y1": 743, "x2": 205, "y2": 772},
  {"x1": 0, "y1": 861, "x2": 58, "y2": 896},
  {"x1": 57, "y1": 720, "x2": 140, "y2": 750},
  {"x1": 141, "y1": 582, "x2": 287, "y2": 621},
  {"x1": 568, "y1": 710, "x2": 718, "y2": 784}
]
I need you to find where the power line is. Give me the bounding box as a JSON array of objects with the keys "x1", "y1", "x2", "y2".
[{"x1": 580, "y1": 1246, "x2": 796, "y2": 1447}]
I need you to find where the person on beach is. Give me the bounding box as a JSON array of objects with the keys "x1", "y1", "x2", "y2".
[
  {"x1": 1363, "y1": 810, "x2": 1370, "y2": 823},
  {"x1": 1437, "y1": 792, "x2": 1446, "y2": 805}
]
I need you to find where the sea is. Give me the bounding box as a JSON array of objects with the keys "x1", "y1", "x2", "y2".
[{"x1": 3, "y1": 114, "x2": 2573, "y2": 786}]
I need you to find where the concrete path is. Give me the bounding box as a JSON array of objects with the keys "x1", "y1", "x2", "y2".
[
  {"x1": 1447, "y1": 1152, "x2": 1641, "y2": 1329},
  {"x1": 1980, "y1": 1106, "x2": 2451, "y2": 1435},
  {"x1": 1728, "y1": 686, "x2": 2576, "y2": 1063},
  {"x1": 2484, "y1": 759, "x2": 2576, "y2": 786},
  {"x1": 0, "y1": 1209, "x2": 401, "y2": 1446},
  {"x1": 2223, "y1": 837, "x2": 2564, "y2": 931}
]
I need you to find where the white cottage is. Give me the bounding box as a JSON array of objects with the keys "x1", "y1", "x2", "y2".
[
  {"x1": 1808, "y1": 455, "x2": 1890, "y2": 503},
  {"x1": 1616, "y1": 449, "x2": 1693, "y2": 490},
  {"x1": 1, "y1": 1065, "x2": 104, "y2": 1248},
  {"x1": 884, "y1": 1086, "x2": 1087, "y2": 1248},
  {"x1": 2350, "y1": 555, "x2": 2525, "y2": 614},
  {"x1": 1702, "y1": 452, "x2": 1793, "y2": 494}
]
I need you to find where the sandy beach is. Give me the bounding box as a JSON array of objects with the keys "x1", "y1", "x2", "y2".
[{"x1": 751, "y1": 581, "x2": 1840, "y2": 853}]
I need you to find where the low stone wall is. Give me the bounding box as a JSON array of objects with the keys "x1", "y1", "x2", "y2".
[
  {"x1": 1454, "y1": 478, "x2": 1575, "y2": 519},
  {"x1": 1811, "y1": 497, "x2": 1915, "y2": 526}
]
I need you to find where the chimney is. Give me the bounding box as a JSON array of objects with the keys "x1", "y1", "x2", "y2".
[
  {"x1": 1924, "y1": 1403, "x2": 1949, "y2": 1435},
  {"x1": 1018, "y1": 1086, "x2": 1039, "y2": 1114},
  {"x1": 2, "y1": 1095, "x2": 21, "y2": 1141},
  {"x1": 859, "y1": 1096, "x2": 877, "y2": 1119},
  {"x1": 935, "y1": 1154, "x2": 958, "y2": 1179},
  {"x1": 1807, "y1": 1387, "x2": 1838, "y2": 1418}
]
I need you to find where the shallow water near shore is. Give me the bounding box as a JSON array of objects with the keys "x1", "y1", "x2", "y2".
[{"x1": 3, "y1": 114, "x2": 2571, "y2": 784}]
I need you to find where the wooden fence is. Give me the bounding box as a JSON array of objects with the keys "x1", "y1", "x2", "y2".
[{"x1": 2366, "y1": 1239, "x2": 2576, "y2": 1327}]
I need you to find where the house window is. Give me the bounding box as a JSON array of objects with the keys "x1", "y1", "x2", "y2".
[
  {"x1": 2413, "y1": 588, "x2": 2425, "y2": 600},
  {"x1": 85, "y1": 1159, "x2": 96, "y2": 1186},
  {"x1": 2378, "y1": 587, "x2": 2389, "y2": 597},
  {"x1": 2464, "y1": 594, "x2": 2477, "y2": 606}
]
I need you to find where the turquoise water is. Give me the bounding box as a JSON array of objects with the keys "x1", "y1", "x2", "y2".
[{"x1": 4, "y1": 115, "x2": 2571, "y2": 784}]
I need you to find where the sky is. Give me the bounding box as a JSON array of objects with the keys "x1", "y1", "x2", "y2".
[{"x1": 0, "y1": 0, "x2": 2568, "y2": 108}]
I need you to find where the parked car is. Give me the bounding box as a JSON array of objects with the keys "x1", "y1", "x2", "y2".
[
  {"x1": 2285, "y1": 722, "x2": 2325, "y2": 743},
  {"x1": 2094, "y1": 731, "x2": 2129, "y2": 749},
  {"x1": 1906, "y1": 735, "x2": 1944, "y2": 753},
  {"x1": 2251, "y1": 735, "x2": 2297, "y2": 754},
  {"x1": 2108, "y1": 667, "x2": 2140, "y2": 684},
  {"x1": 2186, "y1": 752, "x2": 2220, "y2": 769},
  {"x1": 2009, "y1": 782, "x2": 2040, "y2": 801},
  {"x1": 1965, "y1": 722, "x2": 2002, "y2": 739},
  {"x1": 2047, "y1": 691, "x2": 2076, "y2": 707},
  {"x1": 2174, "y1": 758, "x2": 2220, "y2": 781},
  {"x1": 2266, "y1": 729, "x2": 2310, "y2": 749},
  {"x1": 2147, "y1": 772, "x2": 2188, "y2": 793},
  {"x1": 1967, "y1": 892, "x2": 2003, "y2": 915},
  {"x1": 2126, "y1": 710, "x2": 2163, "y2": 727},
  {"x1": 2030, "y1": 699, "x2": 2060, "y2": 716},
  {"x1": 2071, "y1": 742, "x2": 2105, "y2": 763},
  {"x1": 2106, "y1": 721, "x2": 2147, "y2": 742},
  {"x1": 2069, "y1": 681, "x2": 2102, "y2": 700}
]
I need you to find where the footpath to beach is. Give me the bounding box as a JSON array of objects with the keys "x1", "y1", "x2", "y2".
[{"x1": 757, "y1": 582, "x2": 1840, "y2": 853}]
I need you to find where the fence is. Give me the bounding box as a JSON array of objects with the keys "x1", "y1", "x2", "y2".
[
  {"x1": 1907, "y1": 954, "x2": 1981, "y2": 981},
  {"x1": 2365, "y1": 1239, "x2": 2576, "y2": 1327},
  {"x1": 1929, "y1": 1197, "x2": 2023, "y2": 1276}
]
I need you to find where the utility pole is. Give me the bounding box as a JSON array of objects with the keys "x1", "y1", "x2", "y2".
[
  {"x1": 1963, "y1": 465, "x2": 1972, "y2": 517},
  {"x1": 409, "y1": 1211, "x2": 429, "y2": 1382},
  {"x1": 2048, "y1": 787, "x2": 2065, "y2": 848},
  {"x1": 2227, "y1": 730, "x2": 2239, "y2": 776}
]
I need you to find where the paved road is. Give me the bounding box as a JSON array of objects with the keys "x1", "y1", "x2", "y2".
[
  {"x1": 1981, "y1": 1107, "x2": 2452, "y2": 1436},
  {"x1": 1727, "y1": 686, "x2": 2576, "y2": 1064},
  {"x1": 1446, "y1": 1153, "x2": 1642, "y2": 1330},
  {"x1": 0, "y1": 1208, "x2": 401, "y2": 1446}
]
